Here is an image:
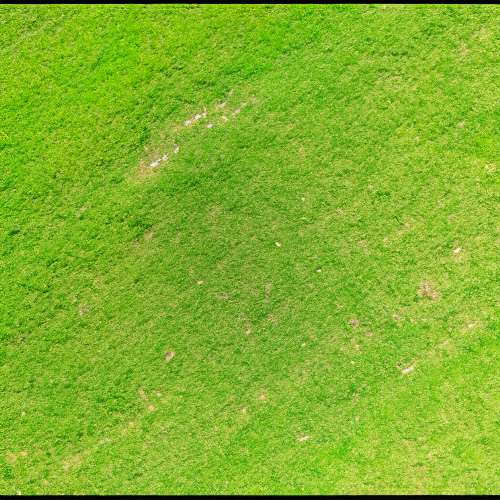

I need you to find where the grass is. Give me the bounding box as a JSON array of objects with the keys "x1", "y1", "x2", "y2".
[{"x1": 2, "y1": 3, "x2": 500, "y2": 494}]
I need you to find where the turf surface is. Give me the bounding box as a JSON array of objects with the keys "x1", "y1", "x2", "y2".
[{"x1": 2, "y1": 3, "x2": 500, "y2": 494}]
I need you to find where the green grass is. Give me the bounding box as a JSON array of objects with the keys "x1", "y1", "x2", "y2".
[{"x1": 2, "y1": 3, "x2": 500, "y2": 494}]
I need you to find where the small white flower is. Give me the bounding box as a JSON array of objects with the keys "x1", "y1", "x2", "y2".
[
  {"x1": 202, "y1": 112, "x2": 207, "y2": 118},
  {"x1": 298, "y1": 435, "x2": 309, "y2": 442},
  {"x1": 301, "y1": 343, "x2": 307, "y2": 347},
  {"x1": 233, "y1": 109, "x2": 240, "y2": 115},
  {"x1": 174, "y1": 146, "x2": 179, "y2": 153},
  {"x1": 317, "y1": 269, "x2": 321, "y2": 272},
  {"x1": 402, "y1": 365, "x2": 414, "y2": 374},
  {"x1": 197, "y1": 280, "x2": 204, "y2": 284},
  {"x1": 185, "y1": 120, "x2": 192, "y2": 126},
  {"x1": 351, "y1": 361, "x2": 355, "y2": 365},
  {"x1": 241, "y1": 102, "x2": 247, "y2": 107},
  {"x1": 162, "y1": 155, "x2": 168, "y2": 161},
  {"x1": 150, "y1": 161, "x2": 158, "y2": 167},
  {"x1": 228, "y1": 90, "x2": 233, "y2": 95},
  {"x1": 275, "y1": 242, "x2": 281, "y2": 247},
  {"x1": 301, "y1": 197, "x2": 305, "y2": 201},
  {"x1": 195, "y1": 114, "x2": 202, "y2": 120},
  {"x1": 207, "y1": 123, "x2": 213, "y2": 128},
  {"x1": 221, "y1": 115, "x2": 228, "y2": 121},
  {"x1": 454, "y1": 247, "x2": 461, "y2": 254},
  {"x1": 217, "y1": 102, "x2": 226, "y2": 108}
]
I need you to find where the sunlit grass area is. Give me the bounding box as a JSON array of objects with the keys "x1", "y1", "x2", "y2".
[{"x1": 2, "y1": 4, "x2": 500, "y2": 494}]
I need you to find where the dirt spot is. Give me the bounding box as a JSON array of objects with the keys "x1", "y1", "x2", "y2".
[
  {"x1": 242, "y1": 408, "x2": 246, "y2": 413},
  {"x1": 217, "y1": 292, "x2": 229, "y2": 299},
  {"x1": 209, "y1": 206, "x2": 221, "y2": 217},
  {"x1": 148, "y1": 404, "x2": 155, "y2": 411},
  {"x1": 383, "y1": 237, "x2": 389, "y2": 242},
  {"x1": 393, "y1": 314, "x2": 400, "y2": 321},
  {"x1": 63, "y1": 454, "x2": 82, "y2": 471},
  {"x1": 78, "y1": 305, "x2": 89, "y2": 317},
  {"x1": 350, "y1": 319, "x2": 359, "y2": 327},
  {"x1": 259, "y1": 394, "x2": 266, "y2": 400},
  {"x1": 165, "y1": 351, "x2": 175, "y2": 362},
  {"x1": 275, "y1": 241, "x2": 281, "y2": 247},
  {"x1": 301, "y1": 342, "x2": 307, "y2": 347},
  {"x1": 417, "y1": 281, "x2": 437, "y2": 300},
  {"x1": 396, "y1": 363, "x2": 414, "y2": 374},
  {"x1": 156, "y1": 392, "x2": 162, "y2": 397},
  {"x1": 139, "y1": 388, "x2": 149, "y2": 403},
  {"x1": 245, "y1": 328, "x2": 251, "y2": 334},
  {"x1": 197, "y1": 280, "x2": 204, "y2": 285},
  {"x1": 458, "y1": 120, "x2": 465, "y2": 127},
  {"x1": 436, "y1": 339, "x2": 450, "y2": 349},
  {"x1": 144, "y1": 230, "x2": 154, "y2": 240}
]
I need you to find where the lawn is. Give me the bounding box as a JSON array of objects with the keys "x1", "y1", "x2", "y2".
[{"x1": 2, "y1": 3, "x2": 500, "y2": 494}]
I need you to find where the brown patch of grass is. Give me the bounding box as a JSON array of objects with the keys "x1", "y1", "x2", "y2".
[
  {"x1": 217, "y1": 292, "x2": 229, "y2": 299},
  {"x1": 144, "y1": 230, "x2": 154, "y2": 240},
  {"x1": 165, "y1": 351, "x2": 175, "y2": 362},
  {"x1": 350, "y1": 319, "x2": 359, "y2": 327}
]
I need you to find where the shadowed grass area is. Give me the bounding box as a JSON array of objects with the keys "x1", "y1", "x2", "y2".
[{"x1": 2, "y1": 4, "x2": 500, "y2": 494}]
